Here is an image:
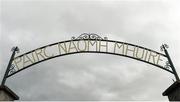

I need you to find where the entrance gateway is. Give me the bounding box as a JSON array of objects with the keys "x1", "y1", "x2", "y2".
[{"x1": 0, "y1": 33, "x2": 180, "y2": 101}]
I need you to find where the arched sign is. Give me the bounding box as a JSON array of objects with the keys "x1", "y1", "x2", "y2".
[{"x1": 1, "y1": 33, "x2": 179, "y2": 86}]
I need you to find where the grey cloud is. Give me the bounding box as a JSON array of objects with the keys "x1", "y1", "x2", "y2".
[{"x1": 1, "y1": 0, "x2": 180, "y2": 101}]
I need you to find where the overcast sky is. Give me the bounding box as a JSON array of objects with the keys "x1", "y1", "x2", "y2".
[{"x1": 1, "y1": 0, "x2": 180, "y2": 101}]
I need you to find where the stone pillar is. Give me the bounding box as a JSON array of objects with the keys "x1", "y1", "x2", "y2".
[
  {"x1": 0, "y1": 85, "x2": 19, "y2": 101},
  {"x1": 163, "y1": 81, "x2": 180, "y2": 101}
]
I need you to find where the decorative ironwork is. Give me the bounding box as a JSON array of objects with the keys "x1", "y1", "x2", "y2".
[
  {"x1": 11, "y1": 46, "x2": 20, "y2": 53},
  {"x1": 8, "y1": 47, "x2": 20, "y2": 76},
  {"x1": 160, "y1": 43, "x2": 180, "y2": 81},
  {"x1": 1, "y1": 46, "x2": 19, "y2": 86},
  {"x1": 71, "y1": 33, "x2": 107, "y2": 40},
  {"x1": 6, "y1": 38, "x2": 175, "y2": 78},
  {"x1": 161, "y1": 44, "x2": 171, "y2": 70},
  {"x1": 1, "y1": 34, "x2": 179, "y2": 102},
  {"x1": 9, "y1": 64, "x2": 16, "y2": 75},
  {"x1": 3, "y1": 35, "x2": 179, "y2": 82},
  {"x1": 161, "y1": 44, "x2": 169, "y2": 51},
  {"x1": 164, "y1": 61, "x2": 171, "y2": 69}
]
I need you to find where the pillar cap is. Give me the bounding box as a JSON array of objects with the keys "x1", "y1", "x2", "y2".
[
  {"x1": 0, "y1": 85, "x2": 19, "y2": 100},
  {"x1": 163, "y1": 81, "x2": 180, "y2": 96}
]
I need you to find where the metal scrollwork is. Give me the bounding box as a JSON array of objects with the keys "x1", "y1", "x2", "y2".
[
  {"x1": 71, "y1": 36, "x2": 76, "y2": 40},
  {"x1": 11, "y1": 46, "x2": 20, "y2": 53},
  {"x1": 8, "y1": 47, "x2": 19, "y2": 75},
  {"x1": 8, "y1": 64, "x2": 16, "y2": 75},
  {"x1": 164, "y1": 61, "x2": 171, "y2": 69},
  {"x1": 160, "y1": 44, "x2": 169, "y2": 51},
  {"x1": 164, "y1": 44, "x2": 169, "y2": 48},
  {"x1": 72, "y1": 33, "x2": 107, "y2": 40},
  {"x1": 8, "y1": 47, "x2": 20, "y2": 75}
]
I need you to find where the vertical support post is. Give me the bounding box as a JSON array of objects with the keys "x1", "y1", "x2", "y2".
[
  {"x1": 0, "y1": 47, "x2": 20, "y2": 101},
  {"x1": 162, "y1": 44, "x2": 179, "y2": 81},
  {"x1": 1, "y1": 47, "x2": 19, "y2": 86},
  {"x1": 162, "y1": 44, "x2": 180, "y2": 101}
]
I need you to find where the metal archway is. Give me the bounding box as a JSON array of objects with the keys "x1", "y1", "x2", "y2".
[{"x1": 1, "y1": 33, "x2": 179, "y2": 86}]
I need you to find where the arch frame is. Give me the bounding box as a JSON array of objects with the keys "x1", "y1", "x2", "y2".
[
  {"x1": 7, "y1": 38, "x2": 173, "y2": 78},
  {"x1": 1, "y1": 33, "x2": 179, "y2": 87}
]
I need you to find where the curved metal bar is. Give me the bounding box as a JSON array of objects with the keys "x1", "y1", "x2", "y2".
[
  {"x1": 13, "y1": 39, "x2": 166, "y2": 59},
  {"x1": 7, "y1": 53, "x2": 172, "y2": 78},
  {"x1": 7, "y1": 39, "x2": 170, "y2": 78}
]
